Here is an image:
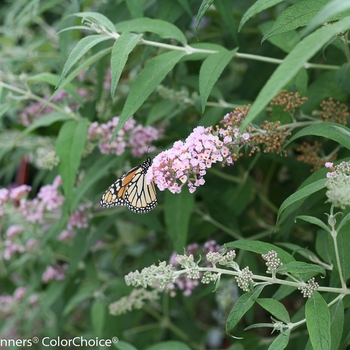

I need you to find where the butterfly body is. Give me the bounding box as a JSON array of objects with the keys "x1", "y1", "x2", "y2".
[{"x1": 100, "y1": 157, "x2": 157, "y2": 214}]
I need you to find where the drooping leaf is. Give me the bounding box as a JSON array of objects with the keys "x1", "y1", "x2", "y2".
[
  {"x1": 301, "y1": 0, "x2": 350, "y2": 36},
  {"x1": 55, "y1": 119, "x2": 89, "y2": 211},
  {"x1": 255, "y1": 298, "x2": 290, "y2": 323},
  {"x1": 110, "y1": 32, "x2": 142, "y2": 98},
  {"x1": 284, "y1": 122, "x2": 350, "y2": 150},
  {"x1": 58, "y1": 34, "x2": 111, "y2": 86},
  {"x1": 199, "y1": 48, "x2": 237, "y2": 112},
  {"x1": 111, "y1": 50, "x2": 186, "y2": 140},
  {"x1": 263, "y1": 0, "x2": 330, "y2": 42},
  {"x1": 240, "y1": 17, "x2": 350, "y2": 130},
  {"x1": 239, "y1": 0, "x2": 284, "y2": 31},
  {"x1": 277, "y1": 179, "x2": 327, "y2": 225},
  {"x1": 295, "y1": 215, "x2": 330, "y2": 233},
  {"x1": 164, "y1": 189, "x2": 194, "y2": 252},
  {"x1": 226, "y1": 284, "x2": 265, "y2": 334},
  {"x1": 196, "y1": 0, "x2": 214, "y2": 34},
  {"x1": 306, "y1": 292, "x2": 331, "y2": 350}
]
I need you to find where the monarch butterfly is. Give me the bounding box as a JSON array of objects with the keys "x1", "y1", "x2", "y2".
[{"x1": 100, "y1": 157, "x2": 157, "y2": 214}]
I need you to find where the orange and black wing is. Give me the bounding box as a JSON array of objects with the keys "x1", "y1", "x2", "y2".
[{"x1": 100, "y1": 157, "x2": 157, "y2": 214}]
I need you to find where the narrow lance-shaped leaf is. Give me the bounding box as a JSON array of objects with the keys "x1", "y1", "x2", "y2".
[
  {"x1": 276, "y1": 261, "x2": 326, "y2": 276},
  {"x1": 58, "y1": 34, "x2": 111, "y2": 87},
  {"x1": 262, "y1": 0, "x2": 329, "y2": 42},
  {"x1": 226, "y1": 284, "x2": 265, "y2": 334},
  {"x1": 55, "y1": 119, "x2": 89, "y2": 211},
  {"x1": 277, "y1": 179, "x2": 327, "y2": 224},
  {"x1": 255, "y1": 298, "x2": 290, "y2": 323},
  {"x1": 199, "y1": 48, "x2": 237, "y2": 112},
  {"x1": 115, "y1": 18, "x2": 187, "y2": 45},
  {"x1": 111, "y1": 50, "x2": 186, "y2": 140},
  {"x1": 284, "y1": 122, "x2": 350, "y2": 150},
  {"x1": 240, "y1": 17, "x2": 350, "y2": 131},
  {"x1": 306, "y1": 291, "x2": 331, "y2": 350},
  {"x1": 296, "y1": 215, "x2": 330, "y2": 233},
  {"x1": 301, "y1": 0, "x2": 350, "y2": 36},
  {"x1": 110, "y1": 32, "x2": 142, "y2": 98},
  {"x1": 164, "y1": 189, "x2": 194, "y2": 252},
  {"x1": 239, "y1": 0, "x2": 284, "y2": 31},
  {"x1": 196, "y1": 0, "x2": 214, "y2": 33},
  {"x1": 56, "y1": 47, "x2": 112, "y2": 95}
]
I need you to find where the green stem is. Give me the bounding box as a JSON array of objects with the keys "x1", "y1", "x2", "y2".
[{"x1": 0, "y1": 82, "x2": 79, "y2": 120}]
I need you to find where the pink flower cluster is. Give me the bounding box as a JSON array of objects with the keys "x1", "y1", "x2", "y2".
[
  {"x1": 0, "y1": 287, "x2": 38, "y2": 316},
  {"x1": 168, "y1": 240, "x2": 222, "y2": 296},
  {"x1": 19, "y1": 89, "x2": 89, "y2": 126},
  {"x1": 88, "y1": 116, "x2": 162, "y2": 157},
  {"x1": 147, "y1": 120, "x2": 250, "y2": 193},
  {"x1": 19, "y1": 176, "x2": 64, "y2": 223},
  {"x1": 42, "y1": 263, "x2": 68, "y2": 283},
  {"x1": 57, "y1": 203, "x2": 93, "y2": 241}
]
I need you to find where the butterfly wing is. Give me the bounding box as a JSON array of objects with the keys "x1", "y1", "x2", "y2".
[{"x1": 100, "y1": 157, "x2": 157, "y2": 214}]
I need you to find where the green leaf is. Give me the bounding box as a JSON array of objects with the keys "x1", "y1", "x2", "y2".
[
  {"x1": 306, "y1": 291, "x2": 331, "y2": 350},
  {"x1": 91, "y1": 300, "x2": 106, "y2": 337},
  {"x1": 301, "y1": 0, "x2": 350, "y2": 36},
  {"x1": 55, "y1": 119, "x2": 89, "y2": 211},
  {"x1": 226, "y1": 284, "x2": 265, "y2": 334},
  {"x1": 42, "y1": 280, "x2": 67, "y2": 309},
  {"x1": 63, "y1": 283, "x2": 96, "y2": 316},
  {"x1": 240, "y1": 16, "x2": 350, "y2": 130},
  {"x1": 336, "y1": 62, "x2": 350, "y2": 94},
  {"x1": 146, "y1": 341, "x2": 191, "y2": 350},
  {"x1": 199, "y1": 48, "x2": 237, "y2": 112},
  {"x1": 19, "y1": 112, "x2": 71, "y2": 138},
  {"x1": 164, "y1": 189, "x2": 194, "y2": 252},
  {"x1": 285, "y1": 122, "x2": 350, "y2": 150},
  {"x1": 56, "y1": 47, "x2": 112, "y2": 95},
  {"x1": 259, "y1": 22, "x2": 300, "y2": 53},
  {"x1": 276, "y1": 242, "x2": 327, "y2": 265},
  {"x1": 125, "y1": 0, "x2": 144, "y2": 18},
  {"x1": 110, "y1": 32, "x2": 142, "y2": 98},
  {"x1": 276, "y1": 261, "x2": 326, "y2": 276},
  {"x1": 255, "y1": 298, "x2": 290, "y2": 323},
  {"x1": 115, "y1": 18, "x2": 187, "y2": 45},
  {"x1": 111, "y1": 50, "x2": 186, "y2": 139},
  {"x1": 113, "y1": 341, "x2": 138, "y2": 350},
  {"x1": 226, "y1": 240, "x2": 295, "y2": 264},
  {"x1": 176, "y1": 0, "x2": 192, "y2": 16},
  {"x1": 330, "y1": 299, "x2": 344, "y2": 350},
  {"x1": 196, "y1": 0, "x2": 214, "y2": 34},
  {"x1": 215, "y1": 0, "x2": 238, "y2": 43},
  {"x1": 277, "y1": 179, "x2": 326, "y2": 225},
  {"x1": 27, "y1": 73, "x2": 82, "y2": 102},
  {"x1": 268, "y1": 330, "x2": 291, "y2": 350},
  {"x1": 145, "y1": 341, "x2": 191, "y2": 350},
  {"x1": 68, "y1": 228, "x2": 89, "y2": 274},
  {"x1": 263, "y1": 0, "x2": 330, "y2": 42},
  {"x1": 58, "y1": 34, "x2": 111, "y2": 86},
  {"x1": 71, "y1": 12, "x2": 116, "y2": 33},
  {"x1": 239, "y1": 0, "x2": 284, "y2": 32},
  {"x1": 295, "y1": 215, "x2": 330, "y2": 233}
]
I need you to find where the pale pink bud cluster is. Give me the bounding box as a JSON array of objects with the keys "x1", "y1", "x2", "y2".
[{"x1": 87, "y1": 116, "x2": 162, "y2": 158}]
